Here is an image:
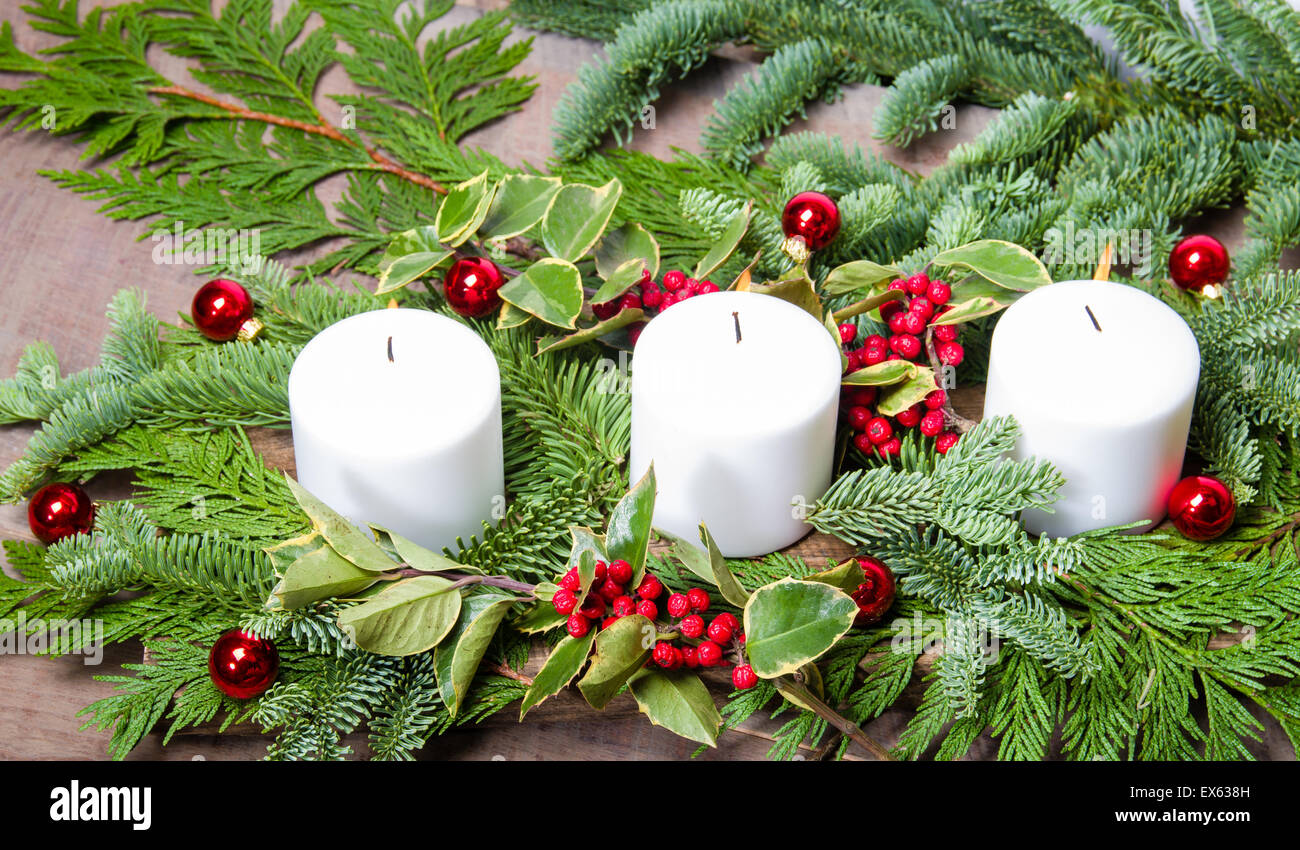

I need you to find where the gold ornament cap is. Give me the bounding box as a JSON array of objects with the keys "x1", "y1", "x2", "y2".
[
  {"x1": 781, "y1": 235, "x2": 810, "y2": 265},
  {"x1": 236, "y1": 317, "x2": 264, "y2": 342}
]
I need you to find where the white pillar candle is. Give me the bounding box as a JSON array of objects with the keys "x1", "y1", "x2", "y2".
[
  {"x1": 630, "y1": 291, "x2": 843, "y2": 557},
  {"x1": 288, "y1": 309, "x2": 504, "y2": 552},
  {"x1": 982, "y1": 280, "x2": 1200, "y2": 538}
]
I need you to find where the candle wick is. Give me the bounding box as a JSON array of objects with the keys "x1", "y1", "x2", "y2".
[
  {"x1": 1085, "y1": 305, "x2": 1102, "y2": 332},
  {"x1": 732, "y1": 311, "x2": 742, "y2": 344},
  {"x1": 387, "y1": 336, "x2": 394, "y2": 362}
]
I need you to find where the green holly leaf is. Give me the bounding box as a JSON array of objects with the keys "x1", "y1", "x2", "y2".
[
  {"x1": 513, "y1": 603, "x2": 568, "y2": 634},
  {"x1": 831, "y1": 288, "x2": 907, "y2": 323},
  {"x1": 499, "y1": 258, "x2": 584, "y2": 329},
  {"x1": 629, "y1": 669, "x2": 724, "y2": 746},
  {"x1": 369, "y1": 524, "x2": 478, "y2": 574},
  {"x1": 605, "y1": 465, "x2": 656, "y2": 586},
  {"x1": 805, "y1": 558, "x2": 866, "y2": 594},
  {"x1": 434, "y1": 592, "x2": 519, "y2": 716},
  {"x1": 842, "y1": 359, "x2": 917, "y2": 387},
  {"x1": 535, "y1": 308, "x2": 645, "y2": 355},
  {"x1": 590, "y1": 257, "x2": 649, "y2": 306},
  {"x1": 264, "y1": 531, "x2": 328, "y2": 573},
  {"x1": 577, "y1": 614, "x2": 656, "y2": 709},
  {"x1": 741, "y1": 578, "x2": 858, "y2": 679},
  {"x1": 519, "y1": 631, "x2": 595, "y2": 719},
  {"x1": 376, "y1": 226, "x2": 451, "y2": 295},
  {"x1": 436, "y1": 170, "x2": 496, "y2": 247},
  {"x1": 750, "y1": 269, "x2": 822, "y2": 320},
  {"x1": 700, "y1": 523, "x2": 750, "y2": 609},
  {"x1": 596, "y1": 222, "x2": 659, "y2": 280},
  {"x1": 480, "y1": 174, "x2": 562, "y2": 240},
  {"x1": 337, "y1": 576, "x2": 463, "y2": 657},
  {"x1": 931, "y1": 239, "x2": 1052, "y2": 291},
  {"x1": 496, "y1": 301, "x2": 532, "y2": 330},
  {"x1": 267, "y1": 545, "x2": 380, "y2": 611},
  {"x1": 284, "y1": 477, "x2": 395, "y2": 573},
  {"x1": 694, "y1": 201, "x2": 751, "y2": 280},
  {"x1": 822, "y1": 259, "x2": 902, "y2": 295},
  {"x1": 877, "y1": 365, "x2": 938, "y2": 416},
  {"x1": 542, "y1": 179, "x2": 623, "y2": 262}
]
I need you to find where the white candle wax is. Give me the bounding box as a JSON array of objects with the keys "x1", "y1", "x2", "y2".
[
  {"x1": 288, "y1": 309, "x2": 504, "y2": 551},
  {"x1": 982, "y1": 280, "x2": 1200, "y2": 538},
  {"x1": 629, "y1": 291, "x2": 843, "y2": 557}
]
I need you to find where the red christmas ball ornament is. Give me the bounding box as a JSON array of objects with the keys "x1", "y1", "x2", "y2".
[
  {"x1": 851, "y1": 556, "x2": 896, "y2": 628},
  {"x1": 1169, "y1": 234, "x2": 1229, "y2": 294},
  {"x1": 191, "y1": 279, "x2": 260, "y2": 342},
  {"x1": 28, "y1": 482, "x2": 95, "y2": 545},
  {"x1": 443, "y1": 257, "x2": 504, "y2": 318},
  {"x1": 208, "y1": 630, "x2": 280, "y2": 699},
  {"x1": 1167, "y1": 475, "x2": 1236, "y2": 541},
  {"x1": 781, "y1": 191, "x2": 841, "y2": 253}
]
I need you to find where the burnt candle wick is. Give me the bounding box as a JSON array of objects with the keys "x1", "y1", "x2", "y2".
[
  {"x1": 387, "y1": 335, "x2": 395, "y2": 362},
  {"x1": 733, "y1": 311, "x2": 742, "y2": 343},
  {"x1": 1085, "y1": 305, "x2": 1102, "y2": 332}
]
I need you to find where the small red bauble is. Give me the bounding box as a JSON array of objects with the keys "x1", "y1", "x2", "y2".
[
  {"x1": 1167, "y1": 475, "x2": 1236, "y2": 541},
  {"x1": 28, "y1": 482, "x2": 95, "y2": 545},
  {"x1": 191, "y1": 279, "x2": 256, "y2": 342},
  {"x1": 1169, "y1": 234, "x2": 1229, "y2": 293},
  {"x1": 208, "y1": 629, "x2": 280, "y2": 699},
  {"x1": 443, "y1": 257, "x2": 504, "y2": 318},
  {"x1": 851, "y1": 556, "x2": 896, "y2": 628},
  {"x1": 732, "y1": 664, "x2": 758, "y2": 690},
  {"x1": 781, "y1": 191, "x2": 841, "y2": 251}
]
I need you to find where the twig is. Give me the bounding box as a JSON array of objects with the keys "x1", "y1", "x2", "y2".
[
  {"x1": 148, "y1": 84, "x2": 446, "y2": 194},
  {"x1": 925, "y1": 327, "x2": 977, "y2": 434},
  {"x1": 776, "y1": 677, "x2": 896, "y2": 761}
]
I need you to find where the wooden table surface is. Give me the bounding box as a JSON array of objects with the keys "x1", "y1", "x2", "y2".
[{"x1": 0, "y1": 1, "x2": 1287, "y2": 761}]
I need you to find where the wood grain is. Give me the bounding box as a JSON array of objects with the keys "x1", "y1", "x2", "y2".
[{"x1": 0, "y1": 1, "x2": 1288, "y2": 761}]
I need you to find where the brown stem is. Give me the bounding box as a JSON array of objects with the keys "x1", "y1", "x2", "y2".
[
  {"x1": 148, "y1": 84, "x2": 445, "y2": 194},
  {"x1": 393, "y1": 568, "x2": 537, "y2": 595},
  {"x1": 776, "y1": 677, "x2": 896, "y2": 762},
  {"x1": 925, "y1": 328, "x2": 977, "y2": 434},
  {"x1": 488, "y1": 662, "x2": 535, "y2": 688}
]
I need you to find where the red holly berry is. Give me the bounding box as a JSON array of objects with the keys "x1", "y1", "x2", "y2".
[
  {"x1": 933, "y1": 323, "x2": 959, "y2": 343},
  {"x1": 853, "y1": 433, "x2": 875, "y2": 454},
  {"x1": 845, "y1": 349, "x2": 865, "y2": 372},
  {"x1": 865, "y1": 417, "x2": 893, "y2": 445},
  {"x1": 837, "y1": 322, "x2": 858, "y2": 345},
  {"x1": 899, "y1": 311, "x2": 927, "y2": 335},
  {"x1": 559, "y1": 568, "x2": 580, "y2": 592},
  {"x1": 851, "y1": 556, "x2": 897, "y2": 627},
  {"x1": 936, "y1": 432, "x2": 960, "y2": 454},
  {"x1": 698, "y1": 280, "x2": 720, "y2": 294},
  {"x1": 846, "y1": 387, "x2": 877, "y2": 407},
  {"x1": 887, "y1": 312, "x2": 910, "y2": 335},
  {"x1": 592, "y1": 299, "x2": 619, "y2": 320},
  {"x1": 593, "y1": 560, "x2": 607, "y2": 581},
  {"x1": 653, "y1": 641, "x2": 680, "y2": 669},
  {"x1": 847, "y1": 405, "x2": 872, "y2": 431},
  {"x1": 567, "y1": 614, "x2": 591, "y2": 638},
  {"x1": 905, "y1": 273, "x2": 930, "y2": 296},
  {"x1": 732, "y1": 664, "x2": 758, "y2": 690},
  {"x1": 636, "y1": 599, "x2": 659, "y2": 620},
  {"x1": 627, "y1": 322, "x2": 647, "y2": 346},
  {"x1": 666, "y1": 592, "x2": 691, "y2": 619},
  {"x1": 863, "y1": 334, "x2": 887, "y2": 350},
  {"x1": 895, "y1": 404, "x2": 922, "y2": 428},
  {"x1": 679, "y1": 614, "x2": 705, "y2": 638},
  {"x1": 620, "y1": 292, "x2": 642, "y2": 311},
  {"x1": 862, "y1": 345, "x2": 887, "y2": 366},
  {"x1": 663, "y1": 270, "x2": 686, "y2": 291},
  {"x1": 920, "y1": 409, "x2": 945, "y2": 437},
  {"x1": 553, "y1": 588, "x2": 577, "y2": 615},
  {"x1": 926, "y1": 280, "x2": 951, "y2": 305},
  {"x1": 608, "y1": 559, "x2": 633, "y2": 584},
  {"x1": 682, "y1": 646, "x2": 700, "y2": 668},
  {"x1": 637, "y1": 574, "x2": 664, "y2": 600},
  {"x1": 714, "y1": 612, "x2": 739, "y2": 631},
  {"x1": 879, "y1": 298, "x2": 905, "y2": 323},
  {"x1": 706, "y1": 619, "x2": 734, "y2": 644},
  {"x1": 909, "y1": 296, "x2": 935, "y2": 320},
  {"x1": 924, "y1": 389, "x2": 946, "y2": 410},
  {"x1": 579, "y1": 594, "x2": 606, "y2": 619},
  {"x1": 937, "y1": 341, "x2": 965, "y2": 366},
  {"x1": 894, "y1": 334, "x2": 923, "y2": 359},
  {"x1": 781, "y1": 191, "x2": 841, "y2": 251},
  {"x1": 877, "y1": 438, "x2": 902, "y2": 459},
  {"x1": 687, "y1": 587, "x2": 711, "y2": 613},
  {"x1": 696, "y1": 641, "x2": 723, "y2": 667},
  {"x1": 597, "y1": 578, "x2": 625, "y2": 603},
  {"x1": 641, "y1": 288, "x2": 663, "y2": 309},
  {"x1": 612, "y1": 595, "x2": 637, "y2": 617}
]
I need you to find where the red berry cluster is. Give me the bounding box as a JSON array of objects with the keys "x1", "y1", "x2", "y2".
[
  {"x1": 551, "y1": 563, "x2": 757, "y2": 690},
  {"x1": 592, "y1": 269, "x2": 720, "y2": 345},
  {"x1": 838, "y1": 272, "x2": 963, "y2": 458}
]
